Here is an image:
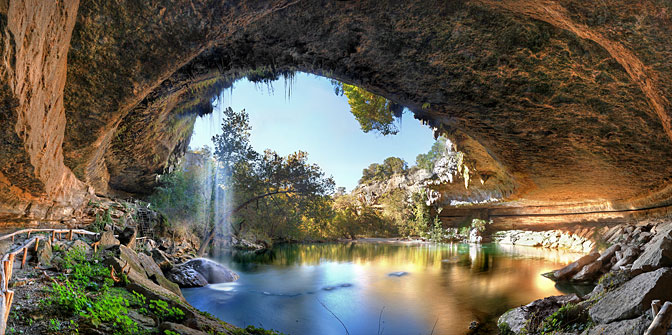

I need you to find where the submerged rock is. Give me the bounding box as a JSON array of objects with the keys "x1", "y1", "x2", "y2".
[
  {"x1": 388, "y1": 271, "x2": 409, "y2": 277},
  {"x1": 589, "y1": 267, "x2": 672, "y2": 323},
  {"x1": 167, "y1": 258, "x2": 238, "y2": 288}
]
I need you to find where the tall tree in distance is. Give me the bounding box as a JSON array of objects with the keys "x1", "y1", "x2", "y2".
[{"x1": 198, "y1": 107, "x2": 335, "y2": 255}]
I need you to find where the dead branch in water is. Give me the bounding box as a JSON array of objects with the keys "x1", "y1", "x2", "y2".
[{"x1": 317, "y1": 298, "x2": 350, "y2": 335}]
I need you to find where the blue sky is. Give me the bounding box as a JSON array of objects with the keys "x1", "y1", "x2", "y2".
[{"x1": 189, "y1": 73, "x2": 435, "y2": 191}]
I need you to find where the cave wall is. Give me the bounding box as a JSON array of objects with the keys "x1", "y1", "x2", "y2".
[{"x1": 1, "y1": 0, "x2": 671, "y2": 221}]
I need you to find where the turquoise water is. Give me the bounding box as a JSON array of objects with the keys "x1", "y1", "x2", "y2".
[{"x1": 183, "y1": 242, "x2": 589, "y2": 335}]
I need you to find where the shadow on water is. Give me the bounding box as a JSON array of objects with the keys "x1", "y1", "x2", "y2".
[{"x1": 183, "y1": 242, "x2": 592, "y2": 335}]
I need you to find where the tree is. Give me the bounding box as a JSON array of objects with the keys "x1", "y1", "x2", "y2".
[
  {"x1": 199, "y1": 108, "x2": 335, "y2": 255},
  {"x1": 359, "y1": 157, "x2": 408, "y2": 183},
  {"x1": 415, "y1": 137, "x2": 449, "y2": 172},
  {"x1": 333, "y1": 82, "x2": 404, "y2": 135}
]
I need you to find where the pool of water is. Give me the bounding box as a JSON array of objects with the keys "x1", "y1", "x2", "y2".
[{"x1": 182, "y1": 242, "x2": 592, "y2": 335}]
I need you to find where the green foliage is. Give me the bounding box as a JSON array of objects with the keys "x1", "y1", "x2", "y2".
[
  {"x1": 83, "y1": 292, "x2": 140, "y2": 335},
  {"x1": 539, "y1": 303, "x2": 593, "y2": 334},
  {"x1": 92, "y1": 209, "x2": 114, "y2": 232},
  {"x1": 163, "y1": 331, "x2": 180, "y2": 335},
  {"x1": 470, "y1": 218, "x2": 491, "y2": 233},
  {"x1": 149, "y1": 299, "x2": 185, "y2": 323},
  {"x1": 498, "y1": 321, "x2": 514, "y2": 335},
  {"x1": 333, "y1": 82, "x2": 403, "y2": 135},
  {"x1": 148, "y1": 147, "x2": 213, "y2": 237},
  {"x1": 415, "y1": 137, "x2": 449, "y2": 172},
  {"x1": 359, "y1": 157, "x2": 408, "y2": 184},
  {"x1": 63, "y1": 247, "x2": 111, "y2": 290},
  {"x1": 209, "y1": 107, "x2": 335, "y2": 244},
  {"x1": 48, "y1": 247, "x2": 143, "y2": 335}
]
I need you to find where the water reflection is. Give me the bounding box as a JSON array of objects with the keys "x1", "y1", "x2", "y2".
[{"x1": 183, "y1": 242, "x2": 588, "y2": 335}]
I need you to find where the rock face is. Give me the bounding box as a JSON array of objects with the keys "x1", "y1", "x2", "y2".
[
  {"x1": 99, "y1": 230, "x2": 120, "y2": 250},
  {"x1": 118, "y1": 227, "x2": 137, "y2": 250},
  {"x1": 632, "y1": 226, "x2": 672, "y2": 272},
  {"x1": 167, "y1": 258, "x2": 239, "y2": 288},
  {"x1": 586, "y1": 314, "x2": 651, "y2": 335},
  {"x1": 498, "y1": 294, "x2": 580, "y2": 334},
  {"x1": 589, "y1": 267, "x2": 672, "y2": 324},
  {"x1": 1, "y1": 1, "x2": 672, "y2": 220}
]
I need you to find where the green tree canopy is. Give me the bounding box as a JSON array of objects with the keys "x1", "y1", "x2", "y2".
[
  {"x1": 415, "y1": 137, "x2": 449, "y2": 172},
  {"x1": 359, "y1": 157, "x2": 408, "y2": 183},
  {"x1": 333, "y1": 82, "x2": 404, "y2": 135}
]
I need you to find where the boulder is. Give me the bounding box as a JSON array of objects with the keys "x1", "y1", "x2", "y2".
[
  {"x1": 99, "y1": 230, "x2": 120, "y2": 249},
  {"x1": 589, "y1": 267, "x2": 672, "y2": 324},
  {"x1": 571, "y1": 260, "x2": 603, "y2": 282},
  {"x1": 137, "y1": 252, "x2": 163, "y2": 279},
  {"x1": 151, "y1": 249, "x2": 173, "y2": 271},
  {"x1": 69, "y1": 239, "x2": 92, "y2": 255},
  {"x1": 167, "y1": 258, "x2": 238, "y2": 288},
  {"x1": 498, "y1": 295, "x2": 580, "y2": 334},
  {"x1": 611, "y1": 246, "x2": 640, "y2": 271},
  {"x1": 553, "y1": 252, "x2": 600, "y2": 281},
  {"x1": 167, "y1": 267, "x2": 208, "y2": 288},
  {"x1": 118, "y1": 227, "x2": 137, "y2": 250},
  {"x1": 137, "y1": 252, "x2": 182, "y2": 297},
  {"x1": 36, "y1": 240, "x2": 53, "y2": 266},
  {"x1": 596, "y1": 244, "x2": 621, "y2": 265},
  {"x1": 632, "y1": 228, "x2": 672, "y2": 272},
  {"x1": 587, "y1": 314, "x2": 650, "y2": 335}
]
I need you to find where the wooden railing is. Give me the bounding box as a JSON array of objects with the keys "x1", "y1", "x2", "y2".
[{"x1": 0, "y1": 229, "x2": 100, "y2": 334}]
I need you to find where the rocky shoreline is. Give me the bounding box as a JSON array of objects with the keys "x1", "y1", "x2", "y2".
[{"x1": 497, "y1": 219, "x2": 672, "y2": 334}]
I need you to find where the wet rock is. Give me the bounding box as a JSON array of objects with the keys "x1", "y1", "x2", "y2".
[
  {"x1": 167, "y1": 267, "x2": 208, "y2": 288},
  {"x1": 118, "y1": 227, "x2": 137, "y2": 249},
  {"x1": 136, "y1": 252, "x2": 182, "y2": 297},
  {"x1": 388, "y1": 271, "x2": 409, "y2": 277},
  {"x1": 128, "y1": 309, "x2": 156, "y2": 328},
  {"x1": 99, "y1": 230, "x2": 120, "y2": 249},
  {"x1": 631, "y1": 227, "x2": 672, "y2": 272},
  {"x1": 167, "y1": 258, "x2": 238, "y2": 288},
  {"x1": 589, "y1": 267, "x2": 672, "y2": 324},
  {"x1": 553, "y1": 252, "x2": 600, "y2": 281},
  {"x1": 587, "y1": 314, "x2": 650, "y2": 335},
  {"x1": 137, "y1": 252, "x2": 163, "y2": 279}
]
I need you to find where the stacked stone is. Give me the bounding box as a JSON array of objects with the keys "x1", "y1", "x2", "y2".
[
  {"x1": 493, "y1": 229, "x2": 596, "y2": 252},
  {"x1": 499, "y1": 221, "x2": 672, "y2": 335}
]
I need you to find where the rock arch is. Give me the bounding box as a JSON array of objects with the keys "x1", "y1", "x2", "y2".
[{"x1": 1, "y1": 0, "x2": 671, "y2": 220}]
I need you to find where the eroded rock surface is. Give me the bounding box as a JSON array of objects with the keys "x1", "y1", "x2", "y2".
[{"x1": 589, "y1": 267, "x2": 672, "y2": 324}]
